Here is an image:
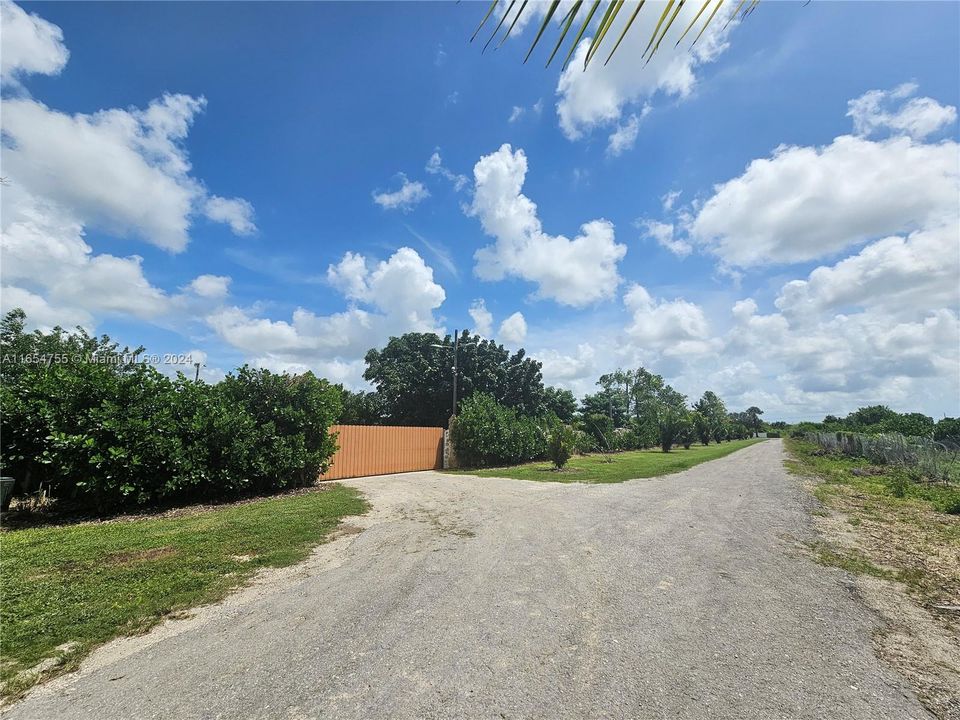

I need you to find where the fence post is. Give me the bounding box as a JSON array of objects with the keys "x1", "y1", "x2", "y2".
[{"x1": 444, "y1": 416, "x2": 459, "y2": 470}]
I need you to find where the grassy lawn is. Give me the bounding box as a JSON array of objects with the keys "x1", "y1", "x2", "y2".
[
  {"x1": 784, "y1": 437, "x2": 959, "y2": 606},
  {"x1": 0, "y1": 485, "x2": 367, "y2": 700},
  {"x1": 449, "y1": 438, "x2": 764, "y2": 483}
]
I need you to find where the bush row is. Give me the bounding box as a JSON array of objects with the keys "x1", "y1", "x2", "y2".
[
  {"x1": 1, "y1": 311, "x2": 340, "y2": 512},
  {"x1": 450, "y1": 393, "x2": 549, "y2": 467}
]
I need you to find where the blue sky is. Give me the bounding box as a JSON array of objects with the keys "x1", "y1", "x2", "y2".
[{"x1": 2, "y1": 0, "x2": 958, "y2": 421}]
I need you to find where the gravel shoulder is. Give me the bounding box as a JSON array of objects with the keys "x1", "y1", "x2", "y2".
[{"x1": 3, "y1": 440, "x2": 931, "y2": 719}]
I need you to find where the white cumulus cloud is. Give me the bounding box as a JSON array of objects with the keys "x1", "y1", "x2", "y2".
[
  {"x1": 468, "y1": 144, "x2": 627, "y2": 307},
  {"x1": 372, "y1": 174, "x2": 430, "y2": 212},
  {"x1": 847, "y1": 83, "x2": 957, "y2": 140},
  {"x1": 555, "y1": 1, "x2": 736, "y2": 141},
  {"x1": 468, "y1": 298, "x2": 494, "y2": 337},
  {"x1": 203, "y1": 196, "x2": 256, "y2": 236},
  {"x1": 0, "y1": 0, "x2": 69, "y2": 86},
  {"x1": 498, "y1": 311, "x2": 527, "y2": 345},
  {"x1": 188, "y1": 274, "x2": 232, "y2": 299},
  {"x1": 689, "y1": 133, "x2": 958, "y2": 267}
]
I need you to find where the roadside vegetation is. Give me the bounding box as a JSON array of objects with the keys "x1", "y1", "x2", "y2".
[
  {"x1": 1, "y1": 309, "x2": 341, "y2": 514},
  {"x1": 0, "y1": 485, "x2": 366, "y2": 701},
  {"x1": 786, "y1": 436, "x2": 959, "y2": 598},
  {"x1": 785, "y1": 434, "x2": 959, "y2": 718},
  {"x1": 451, "y1": 438, "x2": 763, "y2": 483}
]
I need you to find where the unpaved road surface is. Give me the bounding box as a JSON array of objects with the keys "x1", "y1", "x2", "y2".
[{"x1": 5, "y1": 440, "x2": 930, "y2": 719}]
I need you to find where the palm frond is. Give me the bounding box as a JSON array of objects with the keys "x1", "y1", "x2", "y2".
[
  {"x1": 723, "y1": 0, "x2": 748, "y2": 31},
  {"x1": 642, "y1": 0, "x2": 677, "y2": 59},
  {"x1": 546, "y1": 0, "x2": 583, "y2": 67},
  {"x1": 483, "y1": 0, "x2": 516, "y2": 53},
  {"x1": 523, "y1": 0, "x2": 561, "y2": 64},
  {"x1": 585, "y1": 0, "x2": 624, "y2": 68},
  {"x1": 645, "y1": 0, "x2": 686, "y2": 64},
  {"x1": 604, "y1": 0, "x2": 646, "y2": 66},
  {"x1": 472, "y1": 0, "x2": 762, "y2": 70},
  {"x1": 675, "y1": 0, "x2": 712, "y2": 47},
  {"x1": 497, "y1": 0, "x2": 529, "y2": 49},
  {"x1": 564, "y1": 0, "x2": 604, "y2": 70},
  {"x1": 470, "y1": 0, "x2": 500, "y2": 43},
  {"x1": 691, "y1": 0, "x2": 725, "y2": 47}
]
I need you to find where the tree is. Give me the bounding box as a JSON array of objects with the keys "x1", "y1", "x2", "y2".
[
  {"x1": 580, "y1": 388, "x2": 629, "y2": 428},
  {"x1": 547, "y1": 425, "x2": 577, "y2": 470},
  {"x1": 658, "y1": 407, "x2": 690, "y2": 453},
  {"x1": 692, "y1": 411, "x2": 711, "y2": 445},
  {"x1": 338, "y1": 388, "x2": 386, "y2": 425},
  {"x1": 362, "y1": 333, "x2": 450, "y2": 426},
  {"x1": 745, "y1": 406, "x2": 764, "y2": 437},
  {"x1": 582, "y1": 413, "x2": 615, "y2": 452},
  {"x1": 884, "y1": 412, "x2": 934, "y2": 438},
  {"x1": 845, "y1": 405, "x2": 898, "y2": 429},
  {"x1": 542, "y1": 386, "x2": 577, "y2": 423},
  {"x1": 694, "y1": 391, "x2": 728, "y2": 442},
  {"x1": 363, "y1": 331, "x2": 545, "y2": 426},
  {"x1": 935, "y1": 418, "x2": 960, "y2": 445}
]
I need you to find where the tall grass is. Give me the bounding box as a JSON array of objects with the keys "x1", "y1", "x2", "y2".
[{"x1": 805, "y1": 431, "x2": 960, "y2": 485}]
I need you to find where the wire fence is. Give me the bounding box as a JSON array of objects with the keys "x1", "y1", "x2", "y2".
[{"x1": 805, "y1": 431, "x2": 960, "y2": 485}]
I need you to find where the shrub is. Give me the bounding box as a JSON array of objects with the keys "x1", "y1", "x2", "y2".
[
  {"x1": 547, "y1": 426, "x2": 576, "y2": 469},
  {"x1": 692, "y1": 411, "x2": 711, "y2": 446},
  {"x1": 613, "y1": 428, "x2": 640, "y2": 452},
  {"x1": 935, "y1": 417, "x2": 960, "y2": 445},
  {"x1": 451, "y1": 393, "x2": 546, "y2": 468},
  {"x1": 582, "y1": 413, "x2": 615, "y2": 452},
  {"x1": 0, "y1": 310, "x2": 341, "y2": 512},
  {"x1": 218, "y1": 367, "x2": 341, "y2": 491},
  {"x1": 658, "y1": 408, "x2": 690, "y2": 453},
  {"x1": 766, "y1": 431, "x2": 782, "y2": 438}
]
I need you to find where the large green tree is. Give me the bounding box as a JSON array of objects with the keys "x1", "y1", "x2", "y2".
[
  {"x1": 694, "y1": 390, "x2": 728, "y2": 443},
  {"x1": 541, "y1": 386, "x2": 578, "y2": 423},
  {"x1": 745, "y1": 406, "x2": 764, "y2": 437},
  {"x1": 362, "y1": 331, "x2": 545, "y2": 426}
]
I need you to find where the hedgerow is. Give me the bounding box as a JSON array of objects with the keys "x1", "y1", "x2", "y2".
[
  {"x1": 450, "y1": 393, "x2": 547, "y2": 468},
  {"x1": 0, "y1": 309, "x2": 340, "y2": 512}
]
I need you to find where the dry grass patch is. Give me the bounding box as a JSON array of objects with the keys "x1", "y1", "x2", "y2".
[{"x1": 786, "y1": 438, "x2": 960, "y2": 719}]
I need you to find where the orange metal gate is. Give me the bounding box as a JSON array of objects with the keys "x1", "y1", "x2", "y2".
[{"x1": 319, "y1": 425, "x2": 445, "y2": 480}]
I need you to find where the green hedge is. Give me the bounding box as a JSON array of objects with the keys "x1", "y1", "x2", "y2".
[
  {"x1": 451, "y1": 393, "x2": 547, "y2": 468},
  {"x1": 0, "y1": 310, "x2": 340, "y2": 512}
]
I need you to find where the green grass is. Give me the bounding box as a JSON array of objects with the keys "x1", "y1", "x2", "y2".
[
  {"x1": 0, "y1": 485, "x2": 367, "y2": 699},
  {"x1": 449, "y1": 438, "x2": 765, "y2": 483},
  {"x1": 785, "y1": 436, "x2": 959, "y2": 605},
  {"x1": 785, "y1": 437, "x2": 960, "y2": 515}
]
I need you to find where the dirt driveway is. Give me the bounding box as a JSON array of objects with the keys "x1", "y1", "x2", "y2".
[{"x1": 4, "y1": 440, "x2": 930, "y2": 719}]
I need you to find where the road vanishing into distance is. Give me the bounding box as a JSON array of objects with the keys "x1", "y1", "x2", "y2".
[{"x1": 5, "y1": 440, "x2": 930, "y2": 719}]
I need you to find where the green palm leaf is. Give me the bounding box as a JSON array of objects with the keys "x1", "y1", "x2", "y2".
[
  {"x1": 497, "y1": 0, "x2": 530, "y2": 50},
  {"x1": 646, "y1": 0, "x2": 686, "y2": 63},
  {"x1": 675, "y1": 0, "x2": 713, "y2": 47},
  {"x1": 563, "y1": 0, "x2": 604, "y2": 70},
  {"x1": 546, "y1": 0, "x2": 584, "y2": 67},
  {"x1": 585, "y1": 0, "x2": 625, "y2": 68},
  {"x1": 470, "y1": 0, "x2": 765, "y2": 69},
  {"x1": 642, "y1": 0, "x2": 676, "y2": 58},
  {"x1": 604, "y1": 0, "x2": 647, "y2": 66},
  {"x1": 471, "y1": 0, "x2": 500, "y2": 43},
  {"x1": 691, "y1": 0, "x2": 725, "y2": 47},
  {"x1": 483, "y1": 0, "x2": 516, "y2": 53},
  {"x1": 523, "y1": 0, "x2": 561, "y2": 64}
]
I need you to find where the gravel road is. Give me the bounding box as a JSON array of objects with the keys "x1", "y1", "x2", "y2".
[{"x1": 4, "y1": 440, "x2": 930, "y2": 719}]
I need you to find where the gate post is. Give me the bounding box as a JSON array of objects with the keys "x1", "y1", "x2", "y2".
[{"x1": 443, "y1": 415, "x2": 459, "y2": 470}]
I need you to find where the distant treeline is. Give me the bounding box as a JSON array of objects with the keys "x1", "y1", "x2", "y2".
[{"x1": 786, "y1": 405, "x2": 959, "y2": 445}]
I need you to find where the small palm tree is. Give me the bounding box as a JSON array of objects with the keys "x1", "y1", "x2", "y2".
[{"x1": 471, "y1": 0, "x2": 760, "y2": 71}]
